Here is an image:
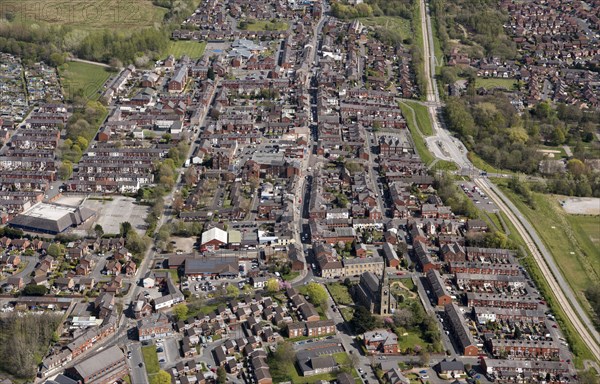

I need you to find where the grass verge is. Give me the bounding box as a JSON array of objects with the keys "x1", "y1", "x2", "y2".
[
  {"x1": 403, "y1": 100, "x2": 433, "y2": 136},
  {"x1": 398, "y1": 103, "x2": 435, "y2": 165},
  {"x1": 141, "y1": 345, "x2": 160, "y2": 376}
]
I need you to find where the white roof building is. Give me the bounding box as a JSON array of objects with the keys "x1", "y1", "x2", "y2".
[{"x1": 201, "y1": 227, "x2": 228, "y2": 246}]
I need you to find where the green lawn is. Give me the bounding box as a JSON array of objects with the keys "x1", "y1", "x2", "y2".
[
  {"x1": 141, "y1": 345, "x2": 160, "y2": 376},
  {"x1": 360, "y1": 16, "x2": 411, "y2": 40},
  {"x1": 168, "y1": 41, "x2": 207, "y2": 59},
  {"x1": 0, "y1": 0, "x2": 167, "y2": 30},
  {"x1": 397, "y1": 331, "x2": 428, "y2": 352},
  {"x1": 240, "y1": 20, "x2": 288, "y2": 31},
  {"x1": 474, "y1": 77, "x2": 517, "y2": 90},
  {"x1": 58, "y1": 61, "x2": 111, "y2": 101},
  {"x1": 327, "y1": 283, "x2": 354, "y2": 306}
]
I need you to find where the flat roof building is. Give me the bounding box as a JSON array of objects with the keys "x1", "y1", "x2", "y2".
[{"x1": 9, "y1": 202, "x2": 95, "y2": 234}]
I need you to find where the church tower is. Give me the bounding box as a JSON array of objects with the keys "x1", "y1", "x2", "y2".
[{"x1": 379, "y1": 266, "x2": 390, "y2": 315}]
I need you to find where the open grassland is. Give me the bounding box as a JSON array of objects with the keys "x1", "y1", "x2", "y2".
[
  {"x1": 0, "y1": 0, "x2": 167, "y2": 30},
  {"x1": 58, "y1": 61, "x2": 111, "y2": 101},
  {"x1": 168, "y1": 41, "x2": 207, "y2": 59},
  {"x1": 474, "y1": 77, "x2": 517, "y2": 90},
  {"x1": 360, "y1": 16, "x2": 411, "y2": 40},
  {"x1": 496, "y1": 180, "x2": 600, "y2": 324}
]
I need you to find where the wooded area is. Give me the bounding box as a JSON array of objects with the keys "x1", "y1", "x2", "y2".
[
  {"x1": 444, "y1": 92, "x2": 600, "y2": 197},
  {"x1": 0, "y1": 313, "x2": 63, "y2": 379},
  {"x1": 0, "y1": 0, "x2": 196, "y2": 66}
]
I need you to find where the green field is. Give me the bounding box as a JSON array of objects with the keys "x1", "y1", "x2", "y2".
[
  {"x1": 168, "y1": 41, "x2": 207, "y2": 59},
  {"x1": 360, "y1": 16, "x2": 411, "y2": 40},
  {"x1": 497, "y1": 182, "x2": 600, "y2": 323},
  {"x1": 58, "y1": 61, "x2": 111, "y2": 101},
  {"x1": 141, "y1": 345, "x2": 160, "y2": 376},
  {"x1": 398, "y1": 102, "x2": 435, "y2": 165},
  {"x1": 327, "y1": 283, "x2": 354, "y2": 306},
  {"x1": 1, "y1": 0, "x2": 167, "y2": 30},
  {"x1": 240, "y1": 19, "x2": 288, "y2": 31},
  {"x1": 474, "y1": 77, "x2": 517, "y2": 90}
]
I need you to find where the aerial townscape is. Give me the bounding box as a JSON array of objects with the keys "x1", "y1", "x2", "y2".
[{"x1": 0, "y1": 0, "x2": 599, "y2": 384}]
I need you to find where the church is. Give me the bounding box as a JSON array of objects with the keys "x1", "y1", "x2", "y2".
[{"x1": 353, "y1": 269, "x2": 397, "y2": 315}]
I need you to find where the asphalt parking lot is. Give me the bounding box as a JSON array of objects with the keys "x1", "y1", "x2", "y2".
[{"x1": 457, "y1": 181, "x2": 498, "y2": 212}]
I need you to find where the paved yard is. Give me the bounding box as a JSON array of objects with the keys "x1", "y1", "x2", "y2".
[
  {"x1": 560, "y1": 197, "x2": 600, "y2": 215},
  {"x1": 82, "y1": 196, "x2": 150, "y2": 235}
]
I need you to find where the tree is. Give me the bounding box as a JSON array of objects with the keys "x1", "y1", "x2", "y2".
[
  {"x1": 94, "y1": 224, "x2": 104, "y2": 238},
  {"x1": 393, "y1": 308, "x2": 414, "y2": 328},
  {"x1": 120, "y1": 222, "x2": 133, "y2": 237},
  {"x1": 207, "y1": 67, "x2": 215, "y2": 80},
  {"x1": 419, "y1": 351, "x2": 431, "y2": 366},
  {"x1": 226, "y1": 284, "x2": 239, "y2": 298},
  {"x1": 184, "y1": 167, "x2": 198, "y2": 187},
  {"x1": 273, "y1": 341, "x2": 295, "y2": 364},
  {"x1": 566, "y1": 159, "x2": 586, "y2": 177},
  {"x1": 49, "y1": 52, "x2": 65, "y2": 67},
  {"x1": 126, "y1": 231, "x2": 150, "y2": 255},
  {"x1": 47, "y1": 243, "x2": 63, "y2": 258},
  {"x1": 305, "y1": 282, "x2": 328, "y2": 307},
  {"x1": 58, "y1": 161, "x2": 73, "y2": 180},
  {"x1": 551, "y1": 126, "x2": 566, "y2": 145},
  {"x1": 513, "y1": 325, "x2": 522, "y2": 339},
  {"x1": 266, "y1": 278, "x2": 280, "y2": 293},
  {"x1": 150, "y1": 370, "x2": 171, "y2": 384},
  {"x1": 22, "y1": 284, "x2": 48, "y2": 296},
  {"x1": 172, "y1": 303, "x2": 189, "y2": 321},
  {"x1": 216, "y1": 366, "x2": 227, "y2": 384},
  {"x1": 350, "y1": 306, "x2": 377, "y2": 334}
]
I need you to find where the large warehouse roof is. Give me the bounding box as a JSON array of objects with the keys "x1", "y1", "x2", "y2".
[{"x1": 9, "y1": 203, "x2": 95, "y2": 234}]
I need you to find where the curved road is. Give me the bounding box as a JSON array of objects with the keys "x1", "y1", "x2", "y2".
[
  {"x1": 476, "y1": 178, "x2": 600, "y2": 359},
  {"x1": 416, "y1": 0, "x2": 600, "y2": 364}
]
